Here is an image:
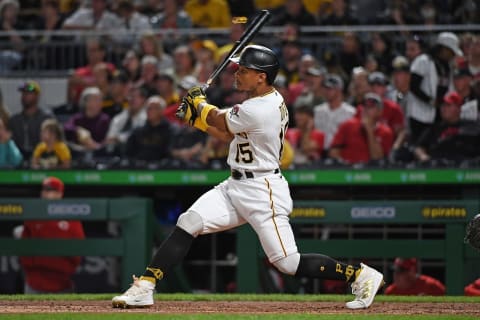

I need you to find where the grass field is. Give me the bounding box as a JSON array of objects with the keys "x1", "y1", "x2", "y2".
[{"x1": 0, "y1": 294, "x2": 478, "y2": 320}]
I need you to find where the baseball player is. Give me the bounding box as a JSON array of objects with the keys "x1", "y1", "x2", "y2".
[{"x1": 112, "y1": 45, "x2": 384, "y2": 309}]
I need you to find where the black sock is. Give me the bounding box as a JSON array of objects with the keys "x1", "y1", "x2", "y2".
[
  {"x1": 295, "y1": 253, "x2": 361, "y2": 282},
  {"x1": 141, "y1": 227, "x2": 194, "y2": 284}
]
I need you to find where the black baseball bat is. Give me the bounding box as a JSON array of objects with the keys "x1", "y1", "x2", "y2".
[{"x1": 204, "y1": 9, "x2": 271, "y2": 89}]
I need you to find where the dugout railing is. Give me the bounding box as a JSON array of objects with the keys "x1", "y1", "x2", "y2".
[
  {"x1": 237, "y1": 200, "x2": 480, "y2": 295},
  {"x1": 0, "y1": 197, "x2": 153, "y2": 291}
]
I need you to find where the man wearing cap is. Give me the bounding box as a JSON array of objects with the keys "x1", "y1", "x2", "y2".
[
  {"x1": 409, "y1": 32, "x2": 463, "y2": 144},
  {"x1": 329, "y1": 92, "x2": 394, "y2": 164},
  {"x1": 9, "y1": 80, "x2": 53, "y2": 159},
  {"x1": 19, "y1": 177, "x2": 85, "y2": 294},
  {"x1": 313, "y1": 73, "x2": 356, "y2": 150},
  {"x1": 385, "y1": 258, "x2": 445, "y2": 296},
  {"x1": 414, "y1": 91, "x2": 480, "y2": 163},
  {"x1": 361, "y1": 71, "x2": 406, "y2": 151},
  {"x1": 293, "y1": 65, "x2": 326, "y2": 109}
]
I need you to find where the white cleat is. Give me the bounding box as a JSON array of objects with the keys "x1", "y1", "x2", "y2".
[
  {"x1": 346, "y1": 263, "x2": 384, "y2": 310},
  {"x1": 112, "y1": 275, "x2": 155, "y2": 308}
]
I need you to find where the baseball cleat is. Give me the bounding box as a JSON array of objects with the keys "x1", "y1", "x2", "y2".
[
  {"x1": 112, "y1": 275, "x2": 155, "y2": 308},
  {"x1": 345, "y1": 263, "x2": 384, "y2": 309}
]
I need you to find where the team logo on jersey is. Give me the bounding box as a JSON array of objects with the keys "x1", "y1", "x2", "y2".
[{"x1": 230, "y1": 105, "x2": 240, "y2": 118}]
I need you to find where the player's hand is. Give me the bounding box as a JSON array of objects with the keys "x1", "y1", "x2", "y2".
[
  {"x1": 186, "y1": 86, "x2": 207, "y2": 109},
  {"x1": 176, "y1": 97, "x2": 198, "y2": 126}
]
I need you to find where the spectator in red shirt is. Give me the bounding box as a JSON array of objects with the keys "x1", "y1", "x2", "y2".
[
  {"x1": 356, "y1": 71, "x2": 406, "y2": 151},
  {"x1": 385, "y1": 258, "x2": 445, "y2": 296},
  {"x1": 19, "y1": 177, "x2": 85, "y2": 293},
  {"x1": 329, "y1": 93, "x2": 394, "y2": 165},
  {"x1": 286, "y1": 104, "x2": 325, "y2": 166}
]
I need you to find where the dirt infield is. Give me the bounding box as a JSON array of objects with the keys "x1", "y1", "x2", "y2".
[{"x1": 0, "y1": 300, "x2": 479, "y2": 315}]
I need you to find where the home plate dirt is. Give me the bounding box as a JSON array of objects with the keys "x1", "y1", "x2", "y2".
[{"x1": 0, "y1": 300, "x2": 479, "y2": 315}]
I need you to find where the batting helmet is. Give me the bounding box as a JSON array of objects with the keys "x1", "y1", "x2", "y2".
[{"x1": 230, "y1": 45, "x2": 279, "y2": 85}]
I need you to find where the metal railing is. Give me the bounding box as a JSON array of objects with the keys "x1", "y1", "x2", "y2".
[{"x1": 0, "y1": 24, "x2": 478, "y2": 75}]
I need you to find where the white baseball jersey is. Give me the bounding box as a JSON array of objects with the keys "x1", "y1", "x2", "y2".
[
  {"x1": 225, "y1": 89, "x2": 288, "y2": 171},
  {"x1": 184, "y1": 89, "x2": 298, "y2": 264}
]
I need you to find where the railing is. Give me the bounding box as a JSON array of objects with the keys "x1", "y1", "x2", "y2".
[{"x1": 1, "y1": 24, "x2": 479, "y2": 75}]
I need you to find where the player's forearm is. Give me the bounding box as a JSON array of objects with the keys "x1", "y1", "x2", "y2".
[{"x1": 205, "y1": 109, "x2": 232, "y2": 137}]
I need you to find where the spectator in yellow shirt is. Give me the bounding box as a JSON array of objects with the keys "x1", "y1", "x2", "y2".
[
  {"x1": 184, "y1": 0, "x2": 231, "y2": 29},
  {"x1": 31, "y1": 119, "x2": 71, "y2": 169}
]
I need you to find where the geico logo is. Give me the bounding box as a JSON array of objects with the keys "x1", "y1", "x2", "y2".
[
  {"x1": 351, "y1": 207, "x2": 396, "y2": 219},
  {"x1": 47, "y1": 204, "x2": 91, "y2": 215}
]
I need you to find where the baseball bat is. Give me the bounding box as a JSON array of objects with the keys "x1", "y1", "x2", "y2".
[{"x1": 203, "y1": 9, "x2": 271, "y2": 89}]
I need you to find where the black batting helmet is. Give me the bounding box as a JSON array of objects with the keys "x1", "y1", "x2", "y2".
[{"x1": 230, "y1": 45, "x2": 279, "y2": 85}]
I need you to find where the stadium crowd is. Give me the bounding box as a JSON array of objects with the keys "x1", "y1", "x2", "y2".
[{"x1": 0, "y1": 0, "x2": 479, "y2": 170}]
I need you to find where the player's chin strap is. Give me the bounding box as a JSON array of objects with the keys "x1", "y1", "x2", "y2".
[{"x1": 197, "y1": 101, "x2": 218, "y2": 124}]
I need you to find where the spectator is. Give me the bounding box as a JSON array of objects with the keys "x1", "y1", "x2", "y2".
[
  {"x1": 92, "y1": 62, "x2": 113, "y2": 101},
  {"x1": 404, "y1": 35, "x2": 425, "y2": 62},
  {"x1": 324, "y1": 32, "x2": 364, "y2": 82},
  {"x1": 120, "y1": 49, "x2": 141, "y2": 84},
  {"x1": 216, "y1": 20, "x2": 246, "y2": 65},
  {"x1": 62, "y1": 0, "x2": 121, "y2": 31},
  {"x1": 408, "y1": 32, "x2": 463, "y2": 144},
  {"x1": 19, "y1": 176, "x2": 85, "y2": 294},
  {"x1": 102, "y1": 70, "x2": 130, "y2": 118},
  {"x1": 184, "y1": 0, "x2": 231, "y2": 29},
  {"x1": 31, "y1": 119, "x2": 71, "y2": 169},
  {"x1": 362, "y1": 71, "x2": 406, "y2": 149},
  {"x1": 293, "y1": 65, "x2": 326, "y2": 110},
  {"x1": 150, "y1": 0, "x2": 192, "y2": 29},
  {"x1": 370, "y1": 32, "x2": 398, "y2": 75},
  {"x1": 286, "y1": 104, "x2": 325, "y2": 166},
  {"x1": 269, "y1": 0, "x2": 316, "y2": 26},
  {"x1": 126, "y1": 95, "x2": 176, "y2": 162},
  {"x1": 0, "y1": 118, "x2": 22, "y2": 168},
  {"x1": 287, "y1": 54, "x2": 318, "y2": 105},
  {"x1": 192, "y1": 39, "x2": 218, "y2": 84},
  {"x1": 67, "y1": 37, "x2": 116, "y2": 105},
  {"x1": 453, "y1": 66, "x2": 475, "y2": 103},
  {"x1": 464, "y1": 278, "x2": 480, "y2": 296},
  {"x1": 9, "y1": 80, "x2": 52, "y2": 159},
  {"x1": 347, "y1": 66, "x2": 370, "y2": 107},
  {"x1": 0, "y1": 0, "x2": 25, "y2": 73},
  {"x1": 277, "y1": 39, "x2": 303, "y2": 86},
  {"x1": 64, "y1": 86, "x2": 111, "y2": 153},
  {"x1": 105, "y1": 85, "x2": 148, "y2": 154},
  {"x1": 136, "y1": 55, "x2": 159, "y2": 95},
  {"x1": 136, "y1": 32, "x2": 174, "y2": 74},
  {"x1": 385, "y1": 258, "x2": 445, "y2": 296},
  {"x1": 414, "y1": 91, "x2": 480, "y2": 164},
  {"x1": 388, "y1": 56, "x2": 412, "y2": 120},
  {"x1": 329, "y1": 92, "x2": 394, "y2": 165},
  {"x1": 313, "y1": 74, "x2": 356, "y2": 150},
  {"x1": 155, "y1": 72, "x2": 181, "y2": 116},
  {"x1": 172, "y1": 45, "x2": 198, "y2": 82},
  {"x1": 114, "y1": 0, "x2": 152, "y2": 49},
  {"x1": 319, "y1": 0, "x2": 359, "y2": 28}
]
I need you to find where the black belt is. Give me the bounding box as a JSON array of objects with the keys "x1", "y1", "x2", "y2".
[{"x1": 231, "y1": 168, "x2": 280, "y2": 180}]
